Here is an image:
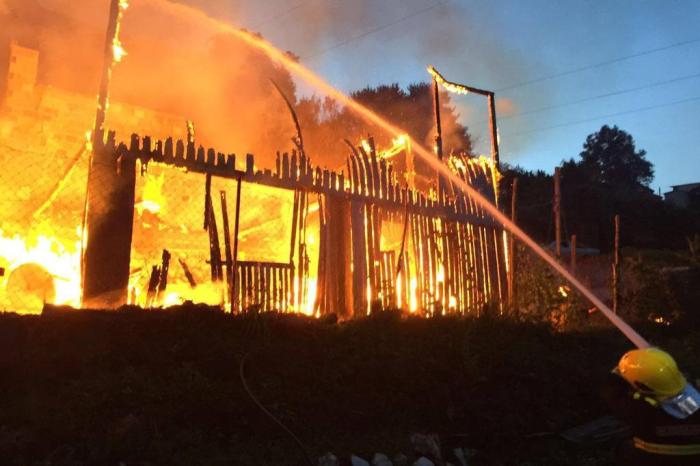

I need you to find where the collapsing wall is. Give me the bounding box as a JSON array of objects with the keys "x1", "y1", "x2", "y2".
[{"x1": 83, "y1": 130, "x2": 507, "y2": 316}]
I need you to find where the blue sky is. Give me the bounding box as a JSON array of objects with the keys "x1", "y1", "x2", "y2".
[{"x1": 187, "y1": 0, "x2": 700, "y2": 193}]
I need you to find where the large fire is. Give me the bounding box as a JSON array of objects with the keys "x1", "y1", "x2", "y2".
[
  {"x1": 0, "y1": 1, "x2": 506, "y2": 318},
  {"x1": 0, "y1": 227, "x2": 82, "y2": 313}
]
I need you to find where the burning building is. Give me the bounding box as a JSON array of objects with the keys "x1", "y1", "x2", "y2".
[
  {"x1": 0, "y1": 29, "x2": 508, "y2": 317},
  {"x1": 0, "y1": 40, "x2": 186, "y2": 312}
]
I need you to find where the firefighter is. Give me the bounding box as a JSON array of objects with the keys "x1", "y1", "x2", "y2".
[{"x1": 605, "y1": 347, "x2": 700, "y2": 465}]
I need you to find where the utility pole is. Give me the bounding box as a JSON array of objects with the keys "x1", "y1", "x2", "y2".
[
  {"x1": 508, "y1": 177, "x2": 518, "y2": 307},
  {"x1": 612, "y1": 215, "x2": 621, "y2": 314},
  {"x1": 487, "y1": 92, "x2": 500, "y2": 169},
  {"x1": 554, "y1": 167, "x2": 561, "y2": 259}
]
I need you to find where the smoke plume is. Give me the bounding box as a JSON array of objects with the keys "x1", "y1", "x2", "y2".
[{"x1": 0, "y1": 0, "x2": 299, "y2": 165}]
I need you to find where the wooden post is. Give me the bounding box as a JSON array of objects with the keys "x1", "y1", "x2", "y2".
[
  {"x1": 554, "y1": 167, "x2": 561, "y2": 259},
  {"x1": 405, "y1": 137, "x2": 415, "y2": 190},
  {"x1": 206, "y1": 195, "x2": 223, "y2": 282},
  {"x1": 432, "y1": 78, "x2": 443, "y2": 162},
  {"x1": 508, "y1": 177, "x2": 518, "y2": 306},
  {"x1": 432, "y1": 78, "x2": 444, "y2": 201},
  {"x1": 570, "y1": 234, "x2": 577, "y2": 273},
  {"x1": 203, "y1": 174, "x2": 211, "y2": 229},
  {"x1": 350, "y1": 200, "x2": 368, "y2": 317},
  {"x1": 81, "y1": 134, "x2": 136, "y2": 307},
  {"x1": 220, "y1": 191, "x2": 233, "y2": 303},
  {"x1": 230, "y1": 177, "x2": 242, "y2": 312},
  {"x1": 155, "y1": 249, "x2": 171, "y2": 304},
  {"x1": 81, "y1": 0, "x2": 130, "y2": 308},
  {"x1": 487, "y1": 92, "x2": 500, "y2": 169},
  {"x1": 612, "y1": 214, "x2": 620, "y2": 314},
  {"x1": 92, "y1": 0, "x2": 121, "y2": 141}
]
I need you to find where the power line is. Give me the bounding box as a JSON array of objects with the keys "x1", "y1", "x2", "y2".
[
  {"x1": 471, "y1": 71, "x2": 700, "y2": 126},
  {"x1": 249, "y1": 1, "x2": 313, "y2": 29},
  {"x1": 495, "y1": 37, "x2": 700, "y2": 92},
  {"x1": 303, "y1": 0, "x2": 448, "y2": 61},
  {"x1": 504, "y1": 95, "x2": 700, "y2": 137}
]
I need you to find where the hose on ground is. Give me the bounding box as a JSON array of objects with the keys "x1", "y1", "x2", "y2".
[{"x1": 239, "y1": 350, "x2": 315, "y2": 466}]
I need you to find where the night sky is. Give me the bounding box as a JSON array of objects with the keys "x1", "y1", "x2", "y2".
[{"x1": 184, "y1": 0, "x2": 700, "y2": 193}]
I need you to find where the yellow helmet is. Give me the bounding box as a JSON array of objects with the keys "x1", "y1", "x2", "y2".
[{"x1": 618, "y1": 348, "x2": 687, "y2": 399}]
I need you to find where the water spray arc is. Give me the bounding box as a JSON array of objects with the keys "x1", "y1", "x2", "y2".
[{"x1": 126, "y1": 0, "x2": 648, "y2": 348}]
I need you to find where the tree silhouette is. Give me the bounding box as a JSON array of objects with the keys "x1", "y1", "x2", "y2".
[
  {"x1": 501, "y1": 125, "x2": 696, "y2": 249},
  {"x1": 296, "y1": 82, "x2": 473, "y2": 171},
  {"x1": 578, "y1": 125, "x2": 653, "y2": 190}
]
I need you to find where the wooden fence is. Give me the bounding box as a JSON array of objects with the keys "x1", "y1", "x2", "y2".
[{"x1": 88, "y1": 130, "x2": 508, "y2": 316}]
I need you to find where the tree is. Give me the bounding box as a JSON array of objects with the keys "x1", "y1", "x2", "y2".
[
  {"x1": 295, "y1": 82, "x2": 473, "y2": 171},
  {"x1": 578, "y1": 125, "x2": 653, "y2": 190},
  {"x1": 501, "y1": 125, "x2": 696, "y2": 249}
]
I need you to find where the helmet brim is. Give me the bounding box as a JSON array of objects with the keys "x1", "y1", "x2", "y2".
[{"x1": 661, "y1": 383, "x2": 700, "y2": 419}]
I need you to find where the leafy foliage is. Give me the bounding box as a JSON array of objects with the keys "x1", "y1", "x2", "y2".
[
  {"x1": 295, "y1": 82, "x2": 473, "y2": 172},
  {"x1": 577, "y1": 125, "x2": 653, "y2": 189},
  {"x1": 500, "y1": 125, "x2": 698, "y2": 250}
]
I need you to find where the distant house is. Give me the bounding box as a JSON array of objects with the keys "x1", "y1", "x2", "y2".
[{"x1": 664, "y1": 183, "x2": 700, "y2": 209}]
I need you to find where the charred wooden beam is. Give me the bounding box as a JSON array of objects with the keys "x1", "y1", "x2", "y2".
[
  {"x1": 270, "y1": 79, "x2": 305, "y2": 155},
  {"x1": 220, "y1": 191, "x2": 234, "y2": 303},
  {"x1": 82, "y1": 133, "x2": 136, "y2": 308},
  {"x1": 156, "y1": 249, "x2": 171, "y2": 303},
  {"x1": 178, "y1": 258, "x2": 197, "y2": 289},
  {"x1": 231, "y1": 177, "x2": 242, "y2": 312},
  {"x1": 206, "y1": 194, "x2": 223, "y2": 282},
  {"x1": 203, "y1": 173, "x2": 212, "y2": 230},
  {"x1": 146, "y1": 265, "x2": 160, "y2": 307}
]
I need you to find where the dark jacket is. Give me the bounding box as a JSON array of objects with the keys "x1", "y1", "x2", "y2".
[{"x1": 603, "y1": 373, "x2": 700, "y2": 465}]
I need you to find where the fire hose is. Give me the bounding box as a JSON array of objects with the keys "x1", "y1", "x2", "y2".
[{"x1": 239, "y1": 350, "x2": 315, "y2": 466}]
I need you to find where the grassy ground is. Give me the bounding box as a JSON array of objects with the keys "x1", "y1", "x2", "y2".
[{"x1": 0, "y1": 307, "x2": 698, "y2": 465}]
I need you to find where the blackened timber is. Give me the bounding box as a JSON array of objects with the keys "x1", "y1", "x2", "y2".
[
  {"x1": 358, "y1": 146, "x2": 374, "y2": 197},
  {"x1": 146, "y1": 265, "x2": 160, "y2": 307},
  {"x1": 82, "y1": 132, "x2": 136, "y2": 307},
  {"x1": 178, "y1": 258, "x2": 197, "y2": 288},
  {"x1": 368, "y1": 139, "x2": 381, "y2": 198},
  {"x1": 117, "y1": 136, "x2": 495, "y2": 228},
  {"x1": 204, "y1": 173, "x2": 212, "y2": 230},
  {"x1": 289, "y1": 190, "x2": 299, "y2": 265},
  {"x1": 220, "y1": 191, "x2": 234, "y2": 303},
  {"x1": 231, "y1": 177, "x2": 242, "y2": 312},
  {"x1": 297, "y1": 191, "x2": 308, "y2": 311},
  {"x1": 207, "y1": 195, "x2": 223, "y2": 282},
  {"x1": 156, "y1": 249, "x2": 171, "y2": 303}
]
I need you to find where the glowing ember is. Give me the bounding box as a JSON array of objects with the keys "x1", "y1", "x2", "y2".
[
  {"x1": 427, "y1": 66, "x2": 470, "y2": 95},
  {"x1": 112, "y1": 39, "x2": 127, "y2": 63},
  {"x1": 360, "y1": 139, "x2": 372, "y2": 154}
]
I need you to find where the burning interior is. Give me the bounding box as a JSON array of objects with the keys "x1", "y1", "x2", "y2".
[{"x1": 0, "y1": 14, "x2": 508, "y2": 317}]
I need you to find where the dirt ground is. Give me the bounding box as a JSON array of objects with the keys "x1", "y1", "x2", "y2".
[{"x1": 0, "y1": 307, "x2": 698, "y2": 465}]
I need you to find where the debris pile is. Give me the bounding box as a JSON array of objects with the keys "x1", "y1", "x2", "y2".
[{"x1": 318, "y1": 433, "x2": 477, "y2": 466}]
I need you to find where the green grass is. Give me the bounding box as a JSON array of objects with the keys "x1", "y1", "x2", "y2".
[{"x1": 0, "y1": 307, "x2": 697, "y2": 465}]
